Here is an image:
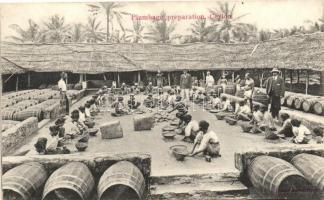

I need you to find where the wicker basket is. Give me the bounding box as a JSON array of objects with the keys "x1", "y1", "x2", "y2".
[
  {"x1": 162, "y1": 125, "x2": 176, "y2": 132},
  {"x1": 215, "y1": 113, "x2": 225, "y2": 120},
  {"x1": 162, "y1": 131, "x2": 176, "y2": 139},
  {"x1": 75, "y1": 142, "x2": 88, "y2": 151},
  {"x1": 240, "y1": 123, "x2": 253, "y2": 133},
  {"x1": 88, "y1": 128, "x2": 99, "y2": 136},
  {"x1": 84, "y1": 121, "x2": 95, "y2": 128},
  {"x1": 170, "y1": 145, "x2": 189, "y2": 161}
]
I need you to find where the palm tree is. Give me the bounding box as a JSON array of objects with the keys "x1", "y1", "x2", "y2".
[
  {"x1": 43, "y1": 15, "x2": 70, "y2": 43},
  {"x1": 145, "y1": 11, "x2": 177, "y2": 43},
  {"x1": 258, "y1": 29, "x2": 272, "y2": 42},
  {"x1": 208, "y1": 2, "x2": 256, "y2": 43},
  {"x1": 88, "y1": 2, "x2": 129, "y2": 42},
  {"x1": 189, "y1": 18, "x2": 212, "y2": 42},
  {"x1": 125, "y1": 20, "x2": 145, "y2": 43},
  {"x1": 7, "y1": 19, "x2": 42, "y2": 43},
  {"x1": 84, "y1": 16, "x2": 105, "y2": 43},
  {"x1": 66, "y1": 23, "x2": 85, "y2": 43}
]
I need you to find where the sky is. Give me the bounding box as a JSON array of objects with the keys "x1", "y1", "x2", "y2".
[{"x1": 0, "y1": 0, "x2": 323, "y2": 41}]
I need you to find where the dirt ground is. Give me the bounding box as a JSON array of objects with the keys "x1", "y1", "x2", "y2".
[{"x1": 14, "y1": 94, "x2": 290, "y2": 177}]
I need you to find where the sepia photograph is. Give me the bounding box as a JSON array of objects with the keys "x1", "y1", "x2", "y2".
[{"x1": 0, "y1": 0, "x2": 324, "y2": 199}]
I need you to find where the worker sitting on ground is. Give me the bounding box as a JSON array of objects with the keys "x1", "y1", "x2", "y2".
[
  {"x1": 146, "y1": 82, "x2": 153, "y2": 94},
  {"x1": 291, "y1": 119, "x2": 312, "y2": 144},
  {"x1": 189, "y1": 87, "x2": 197, "y2": 101},
  {"x1": 211, "y1": 93, "x2": 222, "y2": 109},
  {"x1": 161, "y1": 90, "x2": 170, "y2": 108},
  {"x1": 189, "y1": 120, "x2": 221, "y2": 158},
  {"x1": 111, "y1": 96, "x2": 128, "y2": 116},
  {"x1": 235, "y1": 99, "x2": 252, "y2": 121},
  {"x1": 183, "y1": 114, "x2": 200, "y2": 143},
  {"x1": 276, "y1": 113, "x2": 293, "y2": 138},
  {"x1": 168, "y1": 96, "x2": 188, "y2": 127},
  {"x1": 84, "y1": 102, "x2": 92, "y2": 118},
  {"x1": 132, "y1": 83, "x2": 140, "y2": 94},
  {"x1": 216, "y1": 96, "x2": 233, "y2": 113},
  {"x1": 143, "y1": 94, "x2": 156, "y2": 108},
  {"x1": 89, "y1": 96, "x2": 100, "y2": 113},
  {"x1": 78, "y1": 106, "x2": 86, "y2": 124},
  {"x1": 128, "y1": 94, "x2": 141, "y2": 110},
  {"x1": 259, "y1": 107, "x2": 276, "y2": 131},
  {"x1": 120, "y1": 82, "x2": 128, "y2": 95},
  {"x1": 46, "y1": 126, "x2": 70, "y2": 155},
  {"x1": 168, "y1": 89, "x2": 177, "y2": 108},
  {"x1": 251, "y1": 104, "x2": 263, "y2": 125},
  {"x1": 313, "y1": 127, "x2": 323, "y2": 144}
]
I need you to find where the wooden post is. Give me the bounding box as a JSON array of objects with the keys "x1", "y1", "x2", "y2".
[
  {"x1": 290, "y1": 70, "x2": 293, "y2": 91},
  {"x1": 282, "y1": 69, "x2": 286, "y2": 82},
  {"x1": 85, "y1": 74, "x2": 87, "y2": 81},
  {"x1": 168, "y1": 72, "x2": 171, "y2": 86},
  {"x1": 138, "y1": 71, "x2": 141, "y2": 84},
  {"x1": 117, "y1": 72, "x2": 120, "y2": 86},
  {"x1": 305, "y1": 70, "x2": 309, "y2": 95},
  {"x1": 320, "y1": 71, "x2": 324, "y2": 96},
  {"x1": 27, "y1": 72, "x2": 31, "y2": 88},
  {"x1": 79, "y1": 74, "x2": 83, "y2": 83},
  {"x1": 16, "y1": 75, "x2": 19, "y2": 91},
  {"x1": 260, "y1": 71, "x2": 264, "y2": 88},
  {"x1": 297, "y1": 70, "x2": 300, "y2": 84},
  {"x1": 66, "y1": 73, "x2": 68, "y2": 85}
]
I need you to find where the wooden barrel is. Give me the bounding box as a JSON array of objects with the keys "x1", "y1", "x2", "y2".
[
  {"x1": 98, "y1": 161, "x2": 145, "y2": 200},
  {"x1": 13, "y1": 109, "x2": 43, "y2": 121},
  {"x1": 252, "y1": 90, "x2": 268, "y2": 106},
  {"x1": 302, "y1": 98, "x2": 320, "y2": 113},
  {"x1": 2, "y1": 109, "x2": 15, "y2": 120},
  {"x1": 313, "y1": 100, "x2": 324, "y2": 115},
  {"x1": 43, "y1": 162, "x2": 95, "y2": 200},
  {"x1": 248, "y1": 155, "x2": 312, "y2": 199},
  {"x1": 3, "y1": 162, "x2": 48, "y2": 200},
  {"x1": 224, "y1": 84, "x2": 236, "y2": 95},
  {"x1": 280, "y1": 96, "x2": 287, "y2": 106},
  {"x1": 291, "y1": 154, "x2": 324, "y2": 192},
  {"x1": 286, "y1": 95, "x2": 300, "y2": 108},
  {"x1": 213, "y1": 85, "x2": 223, "y2": 94}
]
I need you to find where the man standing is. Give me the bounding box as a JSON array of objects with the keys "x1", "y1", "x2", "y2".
[
  {"x1": 180, "y1": 70, "x2": 192, "y2": 102},
  {"x1": 156, "y1": 69, "x2": 163, "y2": 88},
  {"x1": 244, "y1": 73, "x2": 255, "y2": 111},
  {"x1": 265, "y1": 68, "x2": 285, "y2": 119},
  {"x1": 58, "y1": 72, "x2": 69, "y2": 115},
  {"x1": 205, "y1": 71, "x2": 215, "y2": 92}
]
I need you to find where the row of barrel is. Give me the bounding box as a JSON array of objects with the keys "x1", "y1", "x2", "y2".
[
  {"x1": 282, "y1": 92, "x2": 324, "y2": 115},
  {"x1": 3, "y1": 161, "x2": 146, "y2": 200},
  {"x1": 248, "y1": 153, "x2": 324, "y2": 199},
  {"x1": 2, "y1": 99, "x2": 58, "y2": 121}
]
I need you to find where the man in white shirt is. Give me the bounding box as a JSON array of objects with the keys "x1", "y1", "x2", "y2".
[
  {"x1": 58, "y1": 72, "x2": 69, "y2": 115},
  {"x1": 205, "y1": 71, "x2": 215, "y2": 92},
  {"x1": 291, "y1": 119, "x2": 311, "y2": 144},
  {"x1": 189, "y1": 120, "x2": 221, "y2": 157},
  {"x1": 183, "y1": 114, "x2": 200, "y2": 143}
]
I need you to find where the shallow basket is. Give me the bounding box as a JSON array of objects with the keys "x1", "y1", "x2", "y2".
[
  {"x1": 170, "y1": 145, "x2": 189, "y2": 161},
  {"x1": 78, "y1": 134, "x2": 89, "y2": 143},
  {"x1": 75, "y1": 142, "x2": 88, "y2": 151},
  {"x1": 225, "y1": 117, "x2": 237, "y2": 125},
  {"x1": 240, "y1": 123, "x2": 253, "y2": 133},
  {"x1": 215, "y1": 113, "x2": 225, "y2": 120},
  {"x1": 162, "y1": 125, "x2": 176, "y2": 132},
  {"x1": 88, "y1": 128, "x2": 99, "y2": 136},
  {"x1": 84, "y1": 121, "x2": 95, "y2": 128},
  {"x1": 162, "y1": 131, "x2": 176, "y2": 139}
]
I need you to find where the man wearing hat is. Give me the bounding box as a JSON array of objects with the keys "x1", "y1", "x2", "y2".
[
  {"x1": 180, "y1": 70, "x2": 192, "y2": 102},
  {"x1": 58, "y1": 72, "x2": 69, "y2": 115},
  {"x1": 265, "y1": 68, "x2": 285, "y2": 119},
  {"x1": 205, "y1": 71, "x2": 215, "y2": 92}
]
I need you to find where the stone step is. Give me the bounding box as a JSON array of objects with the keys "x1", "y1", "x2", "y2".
[
  {"x1": 150, "y1": 171, "x2": 241, "y2": 185},
  {"x1": 150, "y1": 180, "x2": 249, "y2": 200}
]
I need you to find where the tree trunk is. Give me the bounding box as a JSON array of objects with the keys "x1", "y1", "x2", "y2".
[
  {"x1": 305, "y1": 70, "x2": 309, "y2": 95},
  {"x1": 138, "y1": 71, "x2": 141, "y2": 84},
  {"x1": 290, "y1": 70, "x2": 293, "y2": 91},
  {"x1": 16, "y1": 75, "x2": 19, "y2": 92},
  {"x1": 168, "y1": 72, "x2": 171, "y2": 86},
  {"x1": 106, "y1": 9, "x2": 110, "y2": 42},
  {"x1": 28, "y1": 72, "x2": 31, "y2": 88}
]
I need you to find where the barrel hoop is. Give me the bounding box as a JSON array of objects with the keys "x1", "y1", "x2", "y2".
[
  {"x1": 269, "y1": 168, "x2": 299, "y2": 194},
  {"x1": 46, "y1": 174, "x2": 90, "y2": 194},
  {"x1": 98, "y1": 178, "x2": 144, "y2": 200},
  {"x1": 4, "y1": 175, "x2": 37, "y2": 192},
  {"x1": 261, "y1": 163, "x2": 288, "y2": 192},
  {"x1": 3, "y1": 181, "x2": 31, "y2": 199},
  {"x1": 43, "y1": 182, "x2": 85, "y2": 200},
  {"x1": 311, "y1": 169, "x2": 324, "y2": 188}
]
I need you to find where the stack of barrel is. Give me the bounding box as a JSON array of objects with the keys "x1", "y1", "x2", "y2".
[
  {"x1": 2, "y1": 161, "x2": 146, "y2": 200},
  {"x1": 248, "y1": 154, "x2": 324, "y2": 199},
  {"x1": 281, "y1": 92, "x2": 324, "y2": 115}
]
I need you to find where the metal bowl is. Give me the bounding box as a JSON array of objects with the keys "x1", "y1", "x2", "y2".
[
  {"x1": 75, "y1": 142, "x2": 88, "y2": 151},
  {"x1": 162, "y1": 131, "x2": 176, "y2": 139}
]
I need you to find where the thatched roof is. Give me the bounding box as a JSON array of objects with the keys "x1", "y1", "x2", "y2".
[
  {"x1": 0, "y1": 57, "x2": 26, "y2": 75},
  {"x1": 1, "y1": 32, "x2": 324, "y2": 73}
]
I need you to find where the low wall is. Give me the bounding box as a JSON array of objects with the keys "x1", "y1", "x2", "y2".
[
  {"x1": 2, "y1": 117, "x2": 38, "y2": 155},
  {"x1": 234, "y1": 144, "x2": 324, "y2": 182},
  {"x1": 2, "y1": 152, "x2": 151, "y2": 198}
]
